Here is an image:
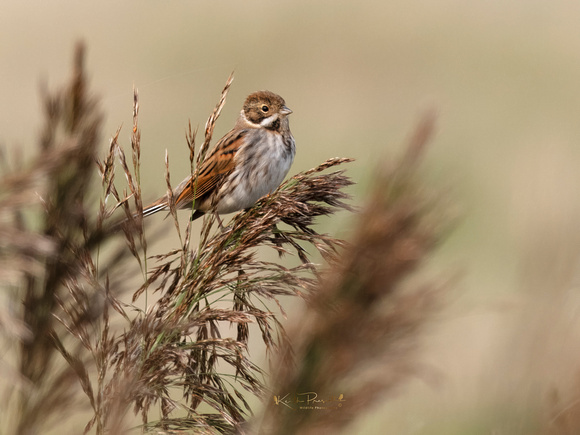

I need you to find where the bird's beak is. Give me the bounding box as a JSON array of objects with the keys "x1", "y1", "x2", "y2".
[{"x1": 280, "y1": 106, "x2": 293, "y2": 116}]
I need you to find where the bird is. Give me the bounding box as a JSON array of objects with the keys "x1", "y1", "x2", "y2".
[{"x1": 140, "y1": 90, "x2": 295, "y2": 224}]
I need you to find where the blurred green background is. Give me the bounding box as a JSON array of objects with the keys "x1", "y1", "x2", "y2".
[{"x1": 3, "y1": 1, "x2": 580, "y2": 433}]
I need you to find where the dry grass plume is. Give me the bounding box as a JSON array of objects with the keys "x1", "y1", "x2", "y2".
[{"x1": 0, "y1": 44, "x2": 449, "y2": 435}]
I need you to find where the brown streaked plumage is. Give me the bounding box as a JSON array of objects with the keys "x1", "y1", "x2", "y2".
[{"x1": 142, "y1": 91, "x2": 295, "y2": 221}]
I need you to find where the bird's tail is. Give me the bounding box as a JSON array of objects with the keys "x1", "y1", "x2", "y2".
[
  {"x1": 105, "y1": 196, "x2": 168, "y2": 234},
  {"x1": 141, "y1": 196, "x2": 169, "y2": 217},
  {"x1": 141, "y1": 196, "x2": 205, "y2": 221},
  {"x1": 106, "y1": 195, "x2": 206, "y2": 234}
]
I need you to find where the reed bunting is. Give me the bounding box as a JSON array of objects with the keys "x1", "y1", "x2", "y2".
[{"x1": 141, "y1": 91, "x2": 295, "y2": 222}]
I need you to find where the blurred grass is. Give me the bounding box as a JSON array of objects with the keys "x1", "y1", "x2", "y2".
[{"x1": 3, "y1": 1, "x2": 580, "y2": 433}]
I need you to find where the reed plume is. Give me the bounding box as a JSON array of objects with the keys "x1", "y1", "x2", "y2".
[{"x1": 0, "y1": 44, "x2": 360, "y2": 434}]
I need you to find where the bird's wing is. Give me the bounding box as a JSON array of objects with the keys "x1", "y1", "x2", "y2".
[{"x1": 173, "y1": 129, "x2": 247, "y2": 208}]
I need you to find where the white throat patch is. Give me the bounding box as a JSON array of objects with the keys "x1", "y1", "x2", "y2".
[{"x1": 260, "y1": 114, "x2": 279, "y2": 128}]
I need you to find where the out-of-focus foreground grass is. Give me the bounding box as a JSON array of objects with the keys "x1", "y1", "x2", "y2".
[{"x1": 2, "y1": 1, "x2": 580, "y2": 434}]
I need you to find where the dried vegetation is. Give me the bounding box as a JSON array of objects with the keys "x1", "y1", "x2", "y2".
[{"x1": 0, "y1": 45, "x2": 447, "y2": 434}]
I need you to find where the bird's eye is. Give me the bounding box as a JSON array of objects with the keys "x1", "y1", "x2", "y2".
[{"x1": 261, "y1": 105, "x2": 269, "y2": 112}]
